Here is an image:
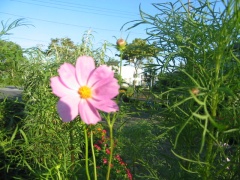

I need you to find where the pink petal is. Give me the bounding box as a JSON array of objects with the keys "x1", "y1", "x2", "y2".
[
  {"x1": 57, "y1": 95, "x2": 80, "y2": 122},
  {"x1": 79, "y1": 99, "x2": 101, "y2": 124},
  {"x1": 89, "y1": 99, "x2": 119, "y2": 113},
  {"x1": 92, "y1": 78, "x2": 119, "y2": 100},
  {"x1": 58, "y1": 63, "x2": 79, "y2": 90},
  {"x1": 88, "y1": 65, "x2": 114, "y2": 87},
  {"x1": 76, "y1": 56, "x2": 95, "y2": 86},
  {"x1": 50, "y1": 76, "x2": 76, "y2": 98}
]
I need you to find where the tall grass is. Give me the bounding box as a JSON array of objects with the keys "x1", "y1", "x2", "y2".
[
  {"x1": 121, "y1": 0, "x2": 240, "y2": 179},
  {"x1": 0, "y1": 0, "x2": 240, "y2": 179}
]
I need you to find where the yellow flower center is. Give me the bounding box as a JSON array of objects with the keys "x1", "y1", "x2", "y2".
[{"x1": 78, "y1": 86, "x2": 92, "y2": 99}]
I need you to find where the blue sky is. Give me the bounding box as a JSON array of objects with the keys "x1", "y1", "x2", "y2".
[
  {"x1": 0, "y1": 0, "x2": 163, "y2": 53},
  {"x1": 0, "y1": 0, "x2": 225, "y2": 58}
]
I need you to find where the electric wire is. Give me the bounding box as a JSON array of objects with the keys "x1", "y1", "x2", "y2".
[
  {"x1": 27, "y1": 0, "x2": 138, "y2": 16},
  {"x1": 1, "y1": 0, "x2": 148, "y2": 47},
  {"x1": 0, "y1": 12, "x2": 145, "y2": 34},
  {"x1": 9, "y1": 0, "x2": 140, "y2": 19}
]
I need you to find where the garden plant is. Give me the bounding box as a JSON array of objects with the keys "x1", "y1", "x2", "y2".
[{"x1": 0, "y1": 0, "x2": 240, "y2": 179}]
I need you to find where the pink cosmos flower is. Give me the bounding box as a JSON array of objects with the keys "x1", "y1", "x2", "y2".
[{"x1": 50, "y1": 56, "x2": 119, "y2": 124}]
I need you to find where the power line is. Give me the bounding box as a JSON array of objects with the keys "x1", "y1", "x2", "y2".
[
  {"x1": 1, "y1": 1, "x2": 148, "y2": 47},
  {"x1": 0, "y1": 12, "x2": 145, "y2": 35},
  {"x1": 8, "y1": 36, "x2": 49, "y2": 43},
  {"x1": 31, "y1": 0, "x2": 138, "y2": 16},
  {"x1": 10, "y1": 0, "x2": 139, "y2": 19},
  {"x1": 2, "y1": 36, "x2": 49, "y2": 49}
]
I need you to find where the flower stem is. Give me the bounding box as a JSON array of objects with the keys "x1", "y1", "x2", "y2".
[
  {"x1": 119, "y1": 51, "x2": 123, "y2": 86},
  {"x1": 91, "y1": 129, "x2": 98, "y2": 180},
  {"x1": 70, "y1": 121, "x2": 75, "y2": 170},
  {"x1": 106, "y1": 114, "x2": 115, "y2": 180},
  {"x1": 84, "y1": 125, "x2": 91, "y2": 180}
]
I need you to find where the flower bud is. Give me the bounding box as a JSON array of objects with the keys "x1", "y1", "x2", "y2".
[
  {"x1": 116, "y1": 38, "x2": 126, "y2": 51},
  {"x1": 191, "y1": 88, "x2": 200, "y2": 95}
]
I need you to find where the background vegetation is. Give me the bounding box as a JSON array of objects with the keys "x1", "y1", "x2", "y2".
[{"x1": 0, "y1": 0, "x2": 239, "y2": 179}]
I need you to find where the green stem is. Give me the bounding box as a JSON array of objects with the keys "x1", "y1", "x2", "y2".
[
  {"x1": 106, "y1": 125, "x2": 114, "y2": 180},
  {"x1": 70, "y1": 122, "x2": 75, "y2": 171},
  {"x1": 91, "y1": 129, "x2": 98, "y2": 180},
  {"x1": 106, "y1": 114, "x2": 115, "y2": 180},
  {"x1": 119, "y1": 51, "x2": 123, "y2": 86},
  {"x1": 84, "y1": 126, "x2": 91, "y2": 180},
  {"x1": 204, "y1": 54, "x2": 222, "y2": 179},
  {"x1": 203, "y1": 123, "x2": 214, "y2": 180}
]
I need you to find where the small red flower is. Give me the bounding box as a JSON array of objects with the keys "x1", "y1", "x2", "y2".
[
  {"x1": 94, "y1": 144, "x2": 101, "y2": 151},
  {"x1": 120, "y1": 161, "x2": 126, "y2": 166},
  {"x1": 101, "y1": 136, "x2": 105, "y2": 141},
  {"x1": 103, "y1": 158, "x2": 108, "y2": 164},
  {"x1": 97, "y1": 140, "x2": 103, "y2": 145},
  {"x1": 106, "y1": 148, "x2": 111, "y2": 154},
  {"x1": 102, "y1": 129, "x2": 107, "y2": 134},
  {"x1": 126, "y1": 169, "x2": 133, "y2": 180},
  {"x1": 115, "y1": 154, "x2": 122, "y2": 162}
]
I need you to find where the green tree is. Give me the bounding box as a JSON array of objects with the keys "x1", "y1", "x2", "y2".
[
  {"x1": 45, "y1": 31, "x2": 105, "y2": 65},
  {"x1": 122, "y1": 38, "x2": 160, "y2": 87},
  {"x1": 0, "y1": 40, "x2": 26, "y2": 85},
  {"x1": 46, "y1": 37, "x2": 78, "y2": 62},
  {"x1": 0, "y1": 18, "x2": 31, "y2": 86}
]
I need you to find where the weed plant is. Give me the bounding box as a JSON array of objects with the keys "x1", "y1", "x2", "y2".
[
  {"x1": 0, "y1": 0, "x2": 240, "y2": 179},
  {"x1": 121, "y1": 0, "x2": 240, "y2": 179}
]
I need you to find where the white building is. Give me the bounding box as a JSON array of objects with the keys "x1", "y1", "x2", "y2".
[{"x1": 119, "y1": 66, "x2": 144, "y2": 87}]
